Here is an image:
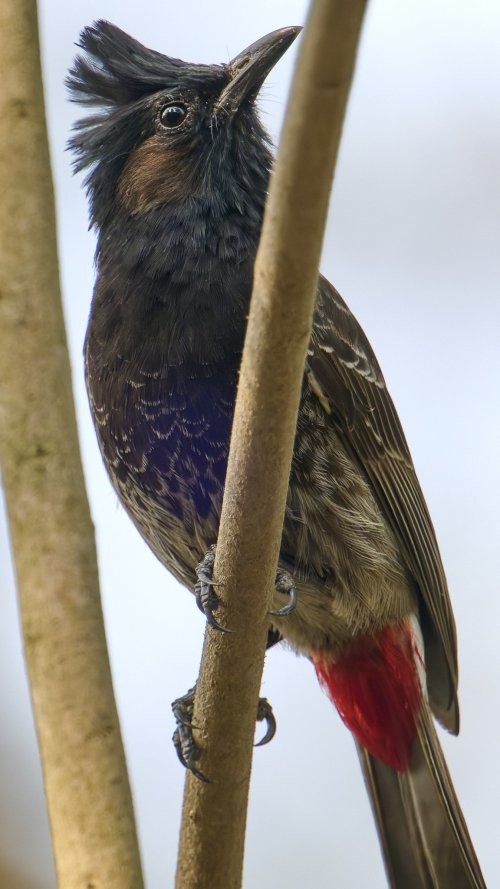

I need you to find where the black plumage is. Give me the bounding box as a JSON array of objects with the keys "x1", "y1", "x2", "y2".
[{"x1": 68, "y1": 22, "x2": 484, "y2": 888}]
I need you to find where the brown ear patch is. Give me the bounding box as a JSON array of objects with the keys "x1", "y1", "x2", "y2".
[{"x1": 117, "y1": 135, "x2": 199, "y2": 214}]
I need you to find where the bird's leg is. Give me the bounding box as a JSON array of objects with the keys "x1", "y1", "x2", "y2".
[
  {"x1": 266, "y1": 627, "x2": 283, "y2": 649},
  {"x1": 195, "y1": 546, "x2": 297, "y2": 631},
  {"x1": 172, "y1": 684, "x2": 277, "y2": 781}
]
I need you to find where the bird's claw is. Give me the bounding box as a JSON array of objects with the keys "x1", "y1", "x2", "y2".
[
  {"x1": 270, "y1": 567, "x2": 297, "y2": 617},
  {"x1": 255, "y1": 697, "x2": 277, "y2": 747},
  {"x1": 195, "y1": 545, "x2": 233, "y2": 633},
  {"x1": 172, "y1": 687, "x2": 209, "y2": 783},
  {"x1": 196, "y1": 548, "x2": 297, "y2": 629},
  {"x1": 172, "y1": 686, "x2": 277, "y2": 781}
]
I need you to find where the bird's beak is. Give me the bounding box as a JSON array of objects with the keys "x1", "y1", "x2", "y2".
[{"x1": 215, "y1": 27, "x2": 301, "y2": 115}]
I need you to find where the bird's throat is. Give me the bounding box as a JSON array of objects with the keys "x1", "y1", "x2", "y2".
[{"x1": 117, "y1": 135, "x2": 204, "y2": 214}]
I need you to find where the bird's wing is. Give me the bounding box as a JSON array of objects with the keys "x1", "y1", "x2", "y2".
[{"x1": 307, "y1": 275, "x2": 458, "y2": 730}]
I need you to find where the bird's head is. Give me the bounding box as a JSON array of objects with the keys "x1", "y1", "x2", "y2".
[{"x1": 67, "y1": 22, "x2": 299, "y2": 230}]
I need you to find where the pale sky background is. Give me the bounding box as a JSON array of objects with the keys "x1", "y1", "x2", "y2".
[{"x1": 1, "y1": 1, "x2": 499, "y2": 887}]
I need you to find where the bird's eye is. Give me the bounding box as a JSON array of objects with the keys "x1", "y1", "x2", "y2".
[{"x1": 159, "y1": 103, "x2": 188, "y2": 129}]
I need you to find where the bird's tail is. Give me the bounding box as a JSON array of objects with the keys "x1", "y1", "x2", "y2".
[
  {"x1": 312, "y1": 619, "x2": 485, "y2": 887},
  {"x1": 356, "y1": 706, "x2": 485, "y2": 888}
]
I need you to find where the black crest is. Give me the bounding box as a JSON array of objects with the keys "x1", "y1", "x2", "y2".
[
  {"x1": 67, "y1": 20, "x2": 225, "y2": 109},
  {"x1": 67, "y1": 21, "x2": 227, "y2": 228}
]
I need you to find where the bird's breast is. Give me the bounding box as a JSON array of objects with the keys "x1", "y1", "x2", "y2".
[{"x1": 86, "y1": 358, "x2": 237, "y2": 580}]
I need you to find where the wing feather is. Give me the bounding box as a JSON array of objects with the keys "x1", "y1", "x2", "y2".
[{"x1": 308, "y1": 277, "x2": 458, "y2": 730}]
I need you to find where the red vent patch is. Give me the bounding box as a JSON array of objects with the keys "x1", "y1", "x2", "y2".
[{"x1": 313, "y1": 621, "x2": 423, "y2": 771}]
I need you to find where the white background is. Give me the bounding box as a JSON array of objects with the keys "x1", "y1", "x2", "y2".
[{"x1": 1, "y1": 1, "x2": 499, "y2": 886}]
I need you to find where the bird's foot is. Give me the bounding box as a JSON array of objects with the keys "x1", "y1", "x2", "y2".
[
  {"x1": 255, "y1": 696, "x2": 277, "y2": 746},
  {"x1": 172, "y1": 686, "x2": 208, "y2": 783},
  {"x1": 172, "y1": 685, "x2": 277, "y2": 781},
  {"x1": 270, "y1": 567, "x2": 297, "y2": 617},
  {"x1": 195, "y1": 545, "x2": 232, "y2": 633},
  {"x1": 195, "y1": 547, "x2": 297, "y2": 631}
]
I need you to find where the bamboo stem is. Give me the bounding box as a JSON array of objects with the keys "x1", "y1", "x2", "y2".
[
  {"x1": 0, "y1": 4, "x2": 144, "y2": 886},
  {"x1": 175, "y1": 2, "x2": 368, "y2": 886}
]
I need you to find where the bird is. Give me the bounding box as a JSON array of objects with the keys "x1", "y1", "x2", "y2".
[{"x1": 68, "y1": 21, "x2": 485, "y2": 888}]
